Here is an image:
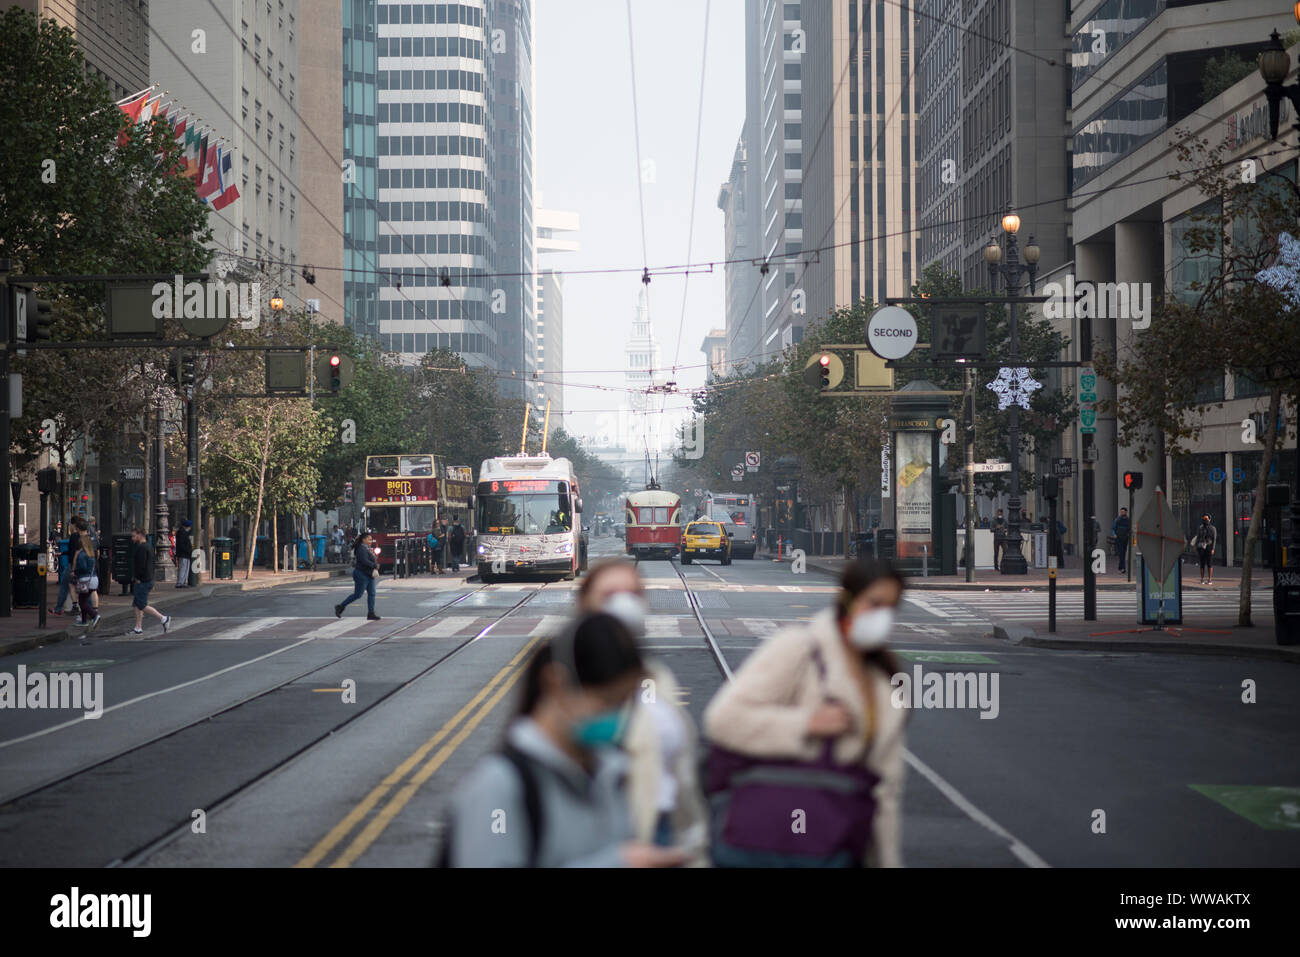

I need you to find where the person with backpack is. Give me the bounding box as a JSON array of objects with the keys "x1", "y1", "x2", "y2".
[
  {"x1": 1191, "y1": 513, "x2": 1218, "y2": 585},
  {"x1": 440, "y1": 613, "x2": 690, "y2": 868},
  {"x1": 702, "y1": 557, "x2": 908, "y2": 867},
  {"x1": 334, "y1": 531, "x2": 381, "y2": 620},
  {"x1": 426, "y1": 524, "x2": 442, "y2": 576}
]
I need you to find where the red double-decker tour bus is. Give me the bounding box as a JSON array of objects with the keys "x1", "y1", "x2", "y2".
[{"x1": 363, "y1": 454, "x2": 473, "y2": 570}]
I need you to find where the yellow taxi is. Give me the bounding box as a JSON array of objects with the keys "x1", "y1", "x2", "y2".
[{"x1": 681, "y1": 520, "x2": 732, "y2": 566}]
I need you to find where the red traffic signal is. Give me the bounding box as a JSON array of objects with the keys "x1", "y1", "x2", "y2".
[
  {"x1": 329, "y1": 354, "x2": 341, "y2": 367},
  {"x1": 1123, "y1": 471, "x2": 1143, "y2": 491},
  {"x1": 818, "y1": 353, "x2": 831, "y2": 366}
]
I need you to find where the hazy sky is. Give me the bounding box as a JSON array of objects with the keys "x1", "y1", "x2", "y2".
[{"x1": 534, "y1": 0, "x2": 745, "y2": 445}]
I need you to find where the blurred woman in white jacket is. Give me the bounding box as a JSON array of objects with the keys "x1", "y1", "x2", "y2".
[
  {"x1": 577, "y1": 559, "x2": 710, "y2": 864},
  {"x1": 704, "y1": 558, "x2": 908, "y2": 867}
]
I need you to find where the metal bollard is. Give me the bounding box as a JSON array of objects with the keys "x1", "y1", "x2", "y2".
[{"x1": 922, "y1": 544, "x2": 929, "y2": 578}]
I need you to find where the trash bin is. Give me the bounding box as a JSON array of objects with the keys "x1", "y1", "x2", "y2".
[
  {"x1": 255, "y1": 536, "x2": 272, "y2": 567},
  {"x1": 311, "y1": 534, "x2": 326, "y2": 564},
  {"x1": 295, "y1": 537, "x2": 310, "y2": 564},
  {"x1": 876, "y1": 528, "x2": 897, "y2": 560},
  {"x1": 112, "y1": 534, "x2": 133, "y2": 594},
  {"x1": 213, "y1": 537, "x2": 234, "y2": 580},
  {"x1": 12, "y1": 543, "x2": 42, "y2": 608}
]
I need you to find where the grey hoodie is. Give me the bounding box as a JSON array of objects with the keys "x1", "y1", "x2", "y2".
[{"x1": 446, "y1": 717, "x2": 633, "y2": 867}]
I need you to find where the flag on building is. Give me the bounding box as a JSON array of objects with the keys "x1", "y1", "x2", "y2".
[{"x1": 211, "y1": 149, "x2": 240, "y2": 211}]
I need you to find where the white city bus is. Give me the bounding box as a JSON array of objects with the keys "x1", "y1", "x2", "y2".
[{"x1": 475, "y1": 454, "x2": 587, "y2": 582}]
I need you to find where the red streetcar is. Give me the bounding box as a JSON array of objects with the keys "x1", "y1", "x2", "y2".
[{"x1": 624, "y1": 486, "x2": 683, "y2": 561}]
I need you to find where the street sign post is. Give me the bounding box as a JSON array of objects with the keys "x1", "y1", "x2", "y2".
[
  {"x1": 866, "y1": 306, "x2": 918, "y2": 360},
  {"x1": 973, "y1": 462, "x2": 1012, "y2": 473},
  {"x1": 1079, "y1": 367, "x2": 1097, "y2": 433}
]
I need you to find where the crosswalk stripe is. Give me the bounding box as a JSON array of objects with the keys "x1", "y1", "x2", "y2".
[
  {"x1": 310, "y1": 619, "x2": 371, "y2": 639},
  {"x1": 409, "y1": 616, "x2": 479, "y2": 638},
  {"x1": 645, "y1": 617, "x2": 682, "y2": 638},
  {"x1": 737, "y1": 618, "x2": 779, "y2": 637},
  {"x1": 206, "y1": 617, "x2": 289, "y2": 640},
  {"x1": 527, "y1": 615, "x2": 570, "y2": 638}
]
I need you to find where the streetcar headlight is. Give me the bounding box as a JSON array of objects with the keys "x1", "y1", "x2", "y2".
[
  {"x1": 554, "y1": 542, "x2": 573, "y2": 555},
  {"x1": 477, "y1": 544, "x2": 487, "y2": 555}
]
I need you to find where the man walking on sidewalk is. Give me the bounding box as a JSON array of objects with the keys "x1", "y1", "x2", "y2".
[
  {"x1": 449, "y1": 516, "x2": 466, "y2": 573},
  {"x1": 175, "y1": 519, "x2": 194, "y2": 588},
  {"x1": 1192, "y1": 514, "x2": 1218, "y2": 585},
  {"x1": 1112, "y1": 508, "x2": 1131, "y2": 574},
  {"x1": 992, "y1": 509, "x2": 1007, "y2": 571},
  {"x1": 129, "y1": 529, "x2": 170, "y2": 635}
]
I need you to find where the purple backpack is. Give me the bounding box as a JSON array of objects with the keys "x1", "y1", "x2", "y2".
[{"x1": 703, "y1": 645, "x2": 880, "y2": 866}]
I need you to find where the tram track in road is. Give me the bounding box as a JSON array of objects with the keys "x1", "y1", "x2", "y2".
[
  {"x1": 108, "y1": 582, "x2": 552, "y2": 868},
  {"x1": 0, "y1": 581, "x2": 552, "y2": 867},
  {"x1": 671, "y1": 560, "x2": 734, "y2": 681}
]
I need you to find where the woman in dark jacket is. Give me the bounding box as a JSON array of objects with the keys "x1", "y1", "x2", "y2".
[{"x1": 335, "y1": 531, "x2": 381, "y2": 620}]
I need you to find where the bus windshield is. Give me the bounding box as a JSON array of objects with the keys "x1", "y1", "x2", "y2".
[
  {"x1": 477, "y1": 491, "x2": 572, "y2": 535},
  {"x1": 367, "y1": 506, "x2": 403, "y2": 534}
]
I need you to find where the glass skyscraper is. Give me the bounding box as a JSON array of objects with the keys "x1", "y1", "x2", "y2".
[{"x1": 343, "y1": 0, "x2": 380, "y2": 340}]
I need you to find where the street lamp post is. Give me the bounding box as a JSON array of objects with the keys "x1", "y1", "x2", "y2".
[
  {"x1": 1260, "y1": 25, "x2": 1300, "y2": 563},
  {"x1": 984, "y1": 209, "x2": 1040, "y2": 575}
]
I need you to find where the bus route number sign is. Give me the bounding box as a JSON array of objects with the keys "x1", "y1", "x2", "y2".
[{"x1": 498, "y1": 480, "x2": 551, "y2": 492}]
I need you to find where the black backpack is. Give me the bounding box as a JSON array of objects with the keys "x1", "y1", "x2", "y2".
[{"x1": 434, "y1": 744, "x2": 543, "y2": 867}]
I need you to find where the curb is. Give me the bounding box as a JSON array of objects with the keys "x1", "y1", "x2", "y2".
[
  {"x1": 1015, "y1": 633, "x2": 1300, "y2": 663},
  {"x1": 800, "y1": 557, "x2": 1142, "y2": 590},
  {"x1": 0, "y1": 568, "x2": 350, "y2": 659}
]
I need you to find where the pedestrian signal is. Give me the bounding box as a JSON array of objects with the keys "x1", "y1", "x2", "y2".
[
  {"x1": 1123, "y1": 471, "x2": 1142, "y2": 491},
  {"x1": 180, "y1": 355, "x2": 196, "y2": 387}
]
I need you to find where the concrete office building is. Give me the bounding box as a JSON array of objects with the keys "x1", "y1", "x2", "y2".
[
  {"x1": 700, "y1": 329, "x2": 728, "y2": 381},
  {"x1": 297, "y1": 2, "x2": 343, "y2": 325},
  {"x1": 801, "y1": 0, "x2": 917, "y2": 323},
  {"x1": 151, "y1": 0, "x2": 302, "y2": 298},
  {"x1": 1036, "y1": 0, "x2": 1292, "y2": 568},
  {"x1": 16, "y1": 0, "x2": 150, "y2": 101},
  {"x1": 490, "y1": 0, "x2": 536, "y2": 396},
  {"x1": 343, "y1": 0, "x2": 381, "y2": 339},
  {"x1": 914, "y1": 0, "x2": 1069, "y2": 290},
  {"x1": 375, "y1": 0, "x2": 494, "y2": 365},
  {"x1": 534, "y1": 205, "x2": 578, "y2": 416},
  {"x1": 737, "y1": 0, "x2": 804, "y2": 359},
  {"x1": 717, "y1": 134, "x2": 754, "y2": 374}
]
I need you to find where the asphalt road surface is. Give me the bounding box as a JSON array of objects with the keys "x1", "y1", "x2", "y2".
[{"x1": 1, "y1": 534, "x2": 1296, "y2": 867}]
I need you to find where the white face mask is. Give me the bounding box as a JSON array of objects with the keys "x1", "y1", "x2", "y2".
[
  {"x1": 602, "y1": 591, "x2": 649, "y2": 636},
  {"x1": 848, "y1": 608, "x2": 894, "y2": 649}
]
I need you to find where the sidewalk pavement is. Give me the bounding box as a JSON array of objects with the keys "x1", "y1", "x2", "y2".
[
  {"x1": 765, "y1": 551, "x2": 1298, "y2": 662},
  {"x1": 0, "y1": 565, "x2": 351, "y2": 659},
  {"x1": 785, "y1": 552, "x2": 1272, "y2": 593}
]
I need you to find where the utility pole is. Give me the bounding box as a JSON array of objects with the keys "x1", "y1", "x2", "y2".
[
  {"x1": 154, "y1": 383, "x2": 173, "y2": 583},
  {"x1": 1082, "y1": 318, "x2": 1097, "y2": 621},
  {"x1": 964, "y1": 364, "x2": 976, "y2": 583}
]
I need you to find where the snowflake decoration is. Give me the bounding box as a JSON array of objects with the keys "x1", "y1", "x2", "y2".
[
  {"x1": 1256, "y1": 232, "x2": 1300, "y2": 308},
  {"x1": 986, "y1": 367, "x2": 1041, "y2": 411}
]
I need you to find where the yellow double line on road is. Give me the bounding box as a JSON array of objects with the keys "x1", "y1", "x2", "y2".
[{"x1": 295, "y1": 634, "x2": 545, "y2": 868}]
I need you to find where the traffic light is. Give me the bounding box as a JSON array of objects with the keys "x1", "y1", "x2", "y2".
[
  {"x1": 315, "y1": 352, "x2": 353, "y2": 393},
  {"x1": 328, "y1": 354, "x2": 342, "y2": 392},
  {"x1": 180, "y1": 354, "x2": 196, "y2": 387},
  {"x1": 1123, "y1": 471, "x2": 1143, "y2": 491},
  {"x1": 1042, "y1": 476, "x2": 1059, "y2": 499},
  {"x1": 29, "y1": 295, "x2": 52, "y2": 343}
]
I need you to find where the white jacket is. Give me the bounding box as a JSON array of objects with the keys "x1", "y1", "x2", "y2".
[
  {"x1": 703, "y1": 609, "x2": 907, "y2": 867},
  {"x1": 623, "y1": 660, "x2": 710, "y2": 865}
]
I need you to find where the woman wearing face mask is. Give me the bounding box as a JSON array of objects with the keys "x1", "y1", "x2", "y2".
[
  {"x1": 442, "y1": 612, "x2": 690, "y2": 868},
  {"x1": 575, "y1": 559, "x2": 710, "y2": 863},
  {"x1": 703, "y1": 558, "x2": 907, "y2": 867}
]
